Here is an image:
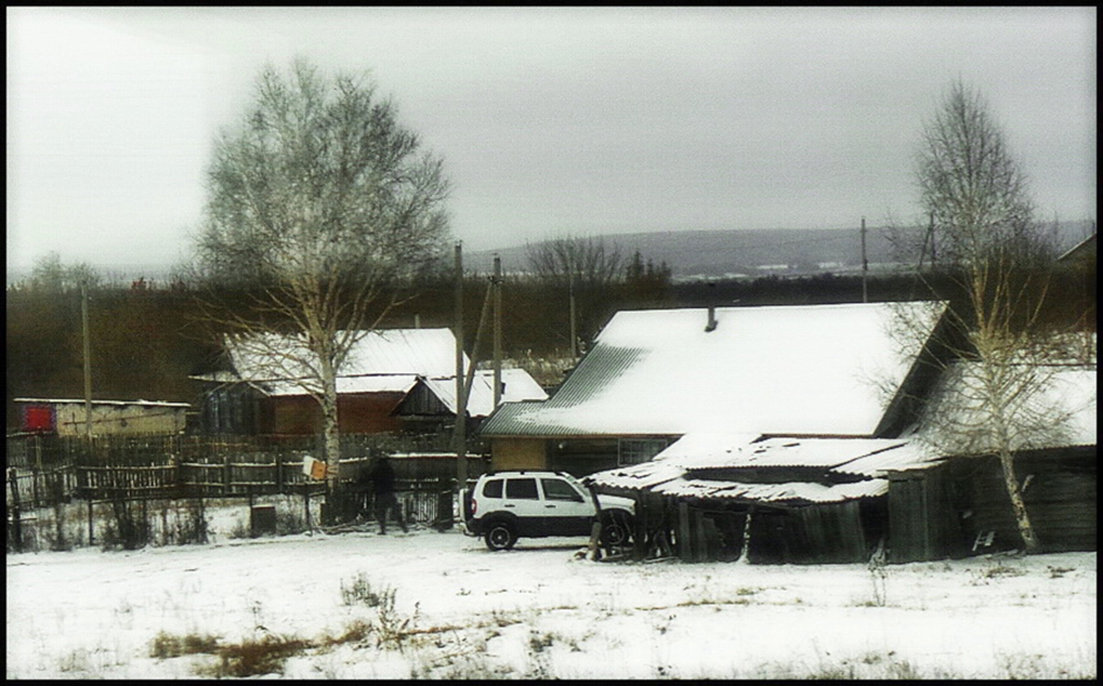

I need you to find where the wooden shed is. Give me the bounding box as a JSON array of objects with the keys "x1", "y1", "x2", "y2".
[
  {"x1": 586, "y1": 435, "x2": 927, "y2": 564},
  {"x1": 884, "y1": 360, "x2": 1098, "y2": 562},
  {"x1": 14, "y1": 397, "x2": 190, "y2": 437},
  {"x1": 885, "y1": 447, "x2": 1097, "y2": 562}
]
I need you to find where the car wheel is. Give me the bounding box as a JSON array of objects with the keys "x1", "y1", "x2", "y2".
[
  {"x1": 601, "y1": 512, "x2": 632, "y2": 547},
  {"x1": 484, "y1": 521, "x2": 517, "y2": 551}
]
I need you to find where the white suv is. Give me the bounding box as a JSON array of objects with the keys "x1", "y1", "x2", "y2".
[{"x1": 463, "y1": 471, "x2": 635, "y2": 551}]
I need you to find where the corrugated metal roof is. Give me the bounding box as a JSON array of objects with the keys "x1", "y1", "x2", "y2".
[
  {"x1": 480, "y1": 301, "x2": 946, "y2": 438},
  {"x1": 584, "y1": 459, "x2": 690, "y2": 492},
  {"x1": 661, "y1": 434, "x2": 904, "y2": 470},
  {"x1": 651, "y1": 477, "x2": 888, "y2": 504},
  {"x1": 585, "y1": 433, "x2": 939, "y2": 496}
]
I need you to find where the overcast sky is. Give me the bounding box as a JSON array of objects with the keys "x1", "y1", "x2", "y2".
[{"x1": 6, "y1": 6, "x2": 1096, "y2": 272}]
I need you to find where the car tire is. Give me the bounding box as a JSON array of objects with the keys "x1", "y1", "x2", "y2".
[
  {"x1": 601, "y1": 511, "x2": 633, "y2": 548},
  {"x1": 484, "y1": 521, "x2": 517, "y2": 551}
]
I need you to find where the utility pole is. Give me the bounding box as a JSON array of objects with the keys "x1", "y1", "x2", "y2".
[
  {"x1": 568, "y1": 256, "x2": 577, "y2": 358},
  {"x1": 453, "y1": 243, "x2": 466, "y2": 492},
  {"x1": 860, "y1": 216, "x2": 869, "y2": 304},
  {"x1": 81, "y1": 284, "x2": 92, "y2": 442},
  {"x1": 492, "y1": 255, "x2": 502, "y2": 408},
  {"x1": 928, "y1": 211, "x2": 936, "y2": 268}
]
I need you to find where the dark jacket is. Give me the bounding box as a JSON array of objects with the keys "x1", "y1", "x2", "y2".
[{"x1": 368, "y1": 458, "x2": 396, "y2": 496}]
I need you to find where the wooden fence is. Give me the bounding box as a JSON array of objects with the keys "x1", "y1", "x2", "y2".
[
  {"x1": 6, "y1": 432, "x2": 490, "y2": 551},
  {"x1": 5, "y1": 432, "x2": 478, "y2": 469},
  {"x1": 7, "y1": 455, "x2": 487, "y2": 507}
]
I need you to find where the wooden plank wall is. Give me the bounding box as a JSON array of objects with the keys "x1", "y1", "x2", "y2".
[
  {"x1": 887, "y1": 449, "x2": 1097, "y2": 561},
  {"x1": 964, "y1": 455, "x2": 1096, "y2": 553}
]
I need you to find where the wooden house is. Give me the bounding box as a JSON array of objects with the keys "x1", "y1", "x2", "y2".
[
  {"x1": 1057, "y1": 230, "x2": 1096, "y2": 267},
  {"x1": 586, "y1": 432, "x2": 938, "y2": 563},
  {"x1": 192, "y1": 328, "x2": 546, "y2": 437},
  {"x1": 477, "y1": 301, "x2": 950, "y2": 563},
  {"x1": 479, "y1": 301, "x2": 948, "y2": 475}
]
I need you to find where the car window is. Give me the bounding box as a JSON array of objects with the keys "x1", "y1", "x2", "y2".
[
  {"x1": 541, "y1": 478, "x2": 584, "y2": 502},
  {"x1": 505, "y1": 478, "x2": 539, "y2": 500},
  {"x1": 481, "y1": 479, "x2": 503, "y2": 498}
]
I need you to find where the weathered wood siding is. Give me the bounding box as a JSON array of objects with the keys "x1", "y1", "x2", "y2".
[
  {"x1": 663, "y1": 499, "x2": 876, "y2": 564},
  {"x1": 50, "y1": 403, "x2": 187, "y2": 437},
  {"x1": 547, "y1": 439, "x2": 619, "y2": 476},
  {"x1": 491, "y1": 437, "x2": 547, "y2": 471},
  {"x1": 269, "y1": 393, "x2": 406, "y2": 435},
  {"x1": 745, "y1": 501, "x2": 869, "y2": 564},
  {"x1": 887, "y1": 448, "x2": 1096, "y2": 561},
  {"x1": 959, "y1": 451, "x2": 1096, "y2": 553}
]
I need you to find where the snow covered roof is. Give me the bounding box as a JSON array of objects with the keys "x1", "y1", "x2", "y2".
[
  {"x1": 665, "y1": 433, "x2": 935, "y2": 477},
  {"x1": 263, "y1": 367, "x2": 546, "y2": 419},
  {"x1": 915, "y1": 360, "x2": 1097, "y2": 454},
  {"x1": 1057, "y1": 231, "x2": 1096, "y2": 263},
  {"x1": 651, "y1": 477, "x2": 888, "y2": 504},
  {"x1": 585, "y1": 456, "x2": 702, "y2": 493},
  {"x1": 421, "y1": 369, "x2": 549, "y2": 418},
  {"x1": 203, "y1": 328, "x2": 546, "y2": 415},
  {"x1": 225, "y1": 328, "x2": 464, "y2": 384},
  {"x1": 14, "y1": 397, "x2": 190, "y2": 409},
  {"x1": 265, "y1": 374, "x2": 420, "y2": 397},
  {"x1": 585, "y1": 432, "x2": 938, "y2": 496},
  {"x1": 482, "y1": 301, "x2": 946, "y2": 438}
]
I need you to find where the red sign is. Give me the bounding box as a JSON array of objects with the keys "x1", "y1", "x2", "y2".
[{"x1": 23, "y1": 404, "x2": 56, "y2": 433}]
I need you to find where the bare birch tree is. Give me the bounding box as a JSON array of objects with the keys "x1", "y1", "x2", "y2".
[
  {"x1": 525, "y1": 235, "x2": 624, "y2": 289},
  {"x1": 193, "y1": 59, "x2": 450, "y2": 516},
  {"x1": 907, "y1": 80, "x2": 1074, "y2": 553},
  {"x1": 525, "y1": 236, "x2": 624, "y2": 354}
]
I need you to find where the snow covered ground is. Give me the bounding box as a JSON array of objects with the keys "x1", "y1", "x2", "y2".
[{"x1": 6, "y1": 513, "x2": 1096, "y2": 679}]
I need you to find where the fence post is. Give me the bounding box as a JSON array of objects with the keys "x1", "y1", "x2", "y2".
[
  {"x1": 8, "y1": 468, "x2": 22, "y2": 553},
  {"x1": 88, "y1": 499, "x2": 94, "y2": 546},
  {"x1": 223, "y1": 455, "x2": 231, "y2": 496},
  {"x1": 275, "y1": 453, "x2": 284, "y2": 494},
  {"x1": 31, "y1": 465, "x2": 40, "y2": 510}
]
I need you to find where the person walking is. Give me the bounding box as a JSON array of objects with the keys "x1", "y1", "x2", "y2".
[{"x1": 368, "y1": 456, "x2": 407, "y2": 534}]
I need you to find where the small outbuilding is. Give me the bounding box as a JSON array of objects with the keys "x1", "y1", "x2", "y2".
[
  {"x1": 14, "y1": 397, "x2": 190, "y2": 437},
  {"x1": 881, "y1": 361, "x2": 1097, "y2": 562},
  {"x1": 587, "y1": 433, "x2": 934, "y2": 563}
]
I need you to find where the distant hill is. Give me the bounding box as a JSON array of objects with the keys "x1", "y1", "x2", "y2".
[
  {"x1": 7, "y1": 221, "x2": 1093, "y2": 287},
  {"x1": 466, "y1": 220, "x2": 1095, "y2": 280},
  {"x1": 5, "y1": 263, "x2": 181, "y2": 288}
]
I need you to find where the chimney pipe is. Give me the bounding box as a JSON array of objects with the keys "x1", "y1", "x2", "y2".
[{"x1": 705, "y1": 306, "x2": 718, "y2": 332}]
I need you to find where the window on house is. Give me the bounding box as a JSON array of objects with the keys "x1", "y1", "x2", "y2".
[{"x1": 618, "y1": 438, "x2": 669, "y2": 466}]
